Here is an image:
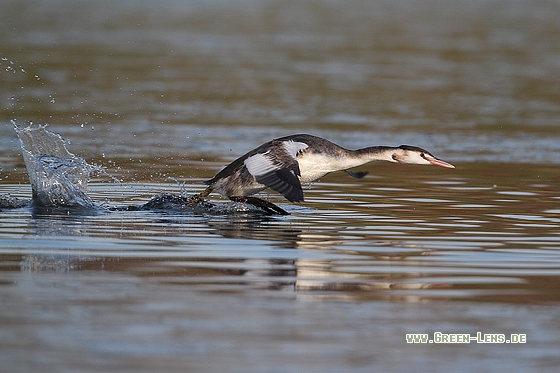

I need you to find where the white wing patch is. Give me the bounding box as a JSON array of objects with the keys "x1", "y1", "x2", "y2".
[
  {"x1": 244, "y1": 141, "x2": 307, "y2": 178},
  {"x1": 244, "y1": 152, "x2": 278, "y2": 177},
  {"x1": 242, "y1": 139, "x2": 307, "y2": 202},
  {"x1": 282, "y1": 140, "x2": 308, "y2": 158}
]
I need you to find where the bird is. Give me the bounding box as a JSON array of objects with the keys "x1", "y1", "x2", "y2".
[{"x1": 190, "y1": 134, "x2": 454, "y2": 214}]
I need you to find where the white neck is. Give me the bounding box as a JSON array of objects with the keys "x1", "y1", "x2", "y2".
[{"x1": 297, "y1": 146, "x2": 398, "y2": 183}]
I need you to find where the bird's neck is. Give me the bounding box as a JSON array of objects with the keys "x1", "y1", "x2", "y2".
[
  {"x1": 347, "y1": 146, "x2": 398, "y2": 165},
  {"x1": 297, "y1": 146, "x2": 399, "y2": 183}
]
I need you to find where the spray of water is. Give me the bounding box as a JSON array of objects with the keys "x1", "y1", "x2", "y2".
[
  {"x1": 14, "y1": 122, "x2": 102, "y2": 208},
  {"x1": 3, "y1": 57, "x2": 214, "y2": 213}
]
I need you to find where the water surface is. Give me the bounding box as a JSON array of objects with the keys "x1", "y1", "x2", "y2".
[{"x1": 2, "y1": 0, "x2": 560, "y2": 372}]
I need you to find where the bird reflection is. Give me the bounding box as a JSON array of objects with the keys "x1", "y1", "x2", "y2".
[{"x1": 16, "y1": 202, "x2": 437, "y2": 300}]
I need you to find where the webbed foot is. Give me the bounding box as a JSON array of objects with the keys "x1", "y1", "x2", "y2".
[{"x1": 229, "y1": 196, "x2": 289, "y2": 215}]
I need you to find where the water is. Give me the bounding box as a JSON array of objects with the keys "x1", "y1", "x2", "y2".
[
  {"x1": 2, "y1": 0, "x2": 560, "y2": 372},
  {"x1": 14, "y1": 124, "x2": 103, "y2": 208}
]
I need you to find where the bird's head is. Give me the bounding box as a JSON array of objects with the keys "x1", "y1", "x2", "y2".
[{"x1": 391, "y1": 145, "x2": 455, "y2": 168}]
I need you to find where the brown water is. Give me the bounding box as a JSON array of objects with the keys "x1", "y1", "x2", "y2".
[{"x1": 2, "y1": 0, "x2": 560, "y2": 372}]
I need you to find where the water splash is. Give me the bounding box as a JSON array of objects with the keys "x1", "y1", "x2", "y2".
[
  {"x1": 9, "y1": 124, "x2": 256, "y2": 214},
  {"x1": 14, "y1": 123, "x2": 102, "y2": 208}
]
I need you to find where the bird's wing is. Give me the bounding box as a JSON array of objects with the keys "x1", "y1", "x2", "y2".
[{"x1": 243, "y1": 140, "x2": 307, "y2": 202}]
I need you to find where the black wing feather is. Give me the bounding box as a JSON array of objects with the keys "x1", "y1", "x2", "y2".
[{"x1": 254, "y1": 168, "x2": 304, "y2": 202}]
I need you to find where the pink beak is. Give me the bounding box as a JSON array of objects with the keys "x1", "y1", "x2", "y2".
[{"x1": 426, "y1": 155, "x2": 455, "y2": 169}]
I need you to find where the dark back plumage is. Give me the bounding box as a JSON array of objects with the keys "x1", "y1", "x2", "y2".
[{"x1": 205, "y1": 135, "x2": 317, "y2": 202}]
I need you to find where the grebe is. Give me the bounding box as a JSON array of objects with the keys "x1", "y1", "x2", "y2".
[{"x1": 191, "y1": 134, "x2": 454, "y2": 214}]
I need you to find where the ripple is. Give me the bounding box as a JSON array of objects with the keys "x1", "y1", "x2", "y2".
[
  {"x1": 497, "y1": 191, "x2": 538, "y2": 196},
  {"x1": 394, "y1": 198, "x2": 455, "y2": 203},
  {"x1": 453, "y1": 204, "x2": 497, "y2": 208}
]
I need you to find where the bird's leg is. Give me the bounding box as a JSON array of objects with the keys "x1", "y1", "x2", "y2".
[
  {"x1": 229, "y1": 196, "x2": 289, "y2": 215},
  {"x1": 187, "y1": 186, "x2": 213, "y2": 205}
]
